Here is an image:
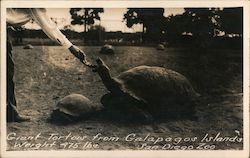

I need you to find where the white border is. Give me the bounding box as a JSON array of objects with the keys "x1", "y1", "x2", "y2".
[
  {"x1": 0, "y1": 0, "x2": 249, "y2": 8},
  {"x1": 1, "y1": 1, "x2": 249, "y2": 158}
]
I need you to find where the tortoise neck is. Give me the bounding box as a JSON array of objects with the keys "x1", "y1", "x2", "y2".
[
  {"x1": 98, "y1": 72, "x2": 122, "y2": 94},
  {"x1": 99, "y1": 71, "x2": 112, "y2": 82}
]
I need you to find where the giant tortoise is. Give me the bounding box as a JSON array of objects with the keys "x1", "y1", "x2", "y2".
[
  {"x1": 93, "y1": 58, "x2": 200, "y2": 122},
  {"x1": 50, "y1": 94, "x2": 99, "y2": 124}
]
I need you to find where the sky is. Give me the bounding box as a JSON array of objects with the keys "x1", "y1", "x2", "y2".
[{"x1": 24, "y1": 8, "x2": 185, "y2": 33}]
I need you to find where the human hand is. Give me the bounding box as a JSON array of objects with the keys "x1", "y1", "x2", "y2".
[
  {"x1": 69, "y1": 45, "x2": 95, "y2": 68},
  {"x1": 69, "y1": 45, "x2": 86, "y2": 62}
]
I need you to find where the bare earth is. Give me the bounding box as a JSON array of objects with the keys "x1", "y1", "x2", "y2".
[{"x1": 7, "y1": 46, "x2": 243, "y2": 150}]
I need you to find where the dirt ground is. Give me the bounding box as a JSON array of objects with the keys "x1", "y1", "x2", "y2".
[{"x1": 7, "y1": 46, "x2": 243, "y2": 150}]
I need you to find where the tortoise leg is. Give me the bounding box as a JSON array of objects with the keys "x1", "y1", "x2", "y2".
[
  {"x1": 101, "y1": 93, "x2": 121, "y2": 110},
  {"x1": 100, "y1": 93, "x2": 126, "y2": 120},
  {"x1": 101, "y1": 93, "x2": 153, "y2": 123},
  {"x1": 100, "y1": 93, "x2": 113, "y2": 108}
]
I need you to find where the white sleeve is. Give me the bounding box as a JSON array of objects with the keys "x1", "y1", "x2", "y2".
[
  {"x1": 7, "y1": 9, "x2": 31, "y2": 26},
  {"x1": 29, "y1": 8, "x2": 72, "y2": 49}
]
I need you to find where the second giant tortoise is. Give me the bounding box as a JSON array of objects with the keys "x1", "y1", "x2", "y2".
[{"x1": 50, "y1": 94, "x2": 98, "y2": 123}]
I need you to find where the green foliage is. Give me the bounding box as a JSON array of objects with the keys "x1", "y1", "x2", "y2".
[
  {"x1": 123, "y1": 8, "x2": 166, "y2": 42},
  {"x1": 183, "y1": 8, "x2": 221, "y2": 37},
  {"x1": 218, "y1": 8, "x2": 243, "y2": 35},
  {"x1": 70, "y1": 8, "x2": 104, "y2": 32},
  {"x1": 124, "y1": 8, "x2": 165, "y2": 30},
  {"x1": 165, "y1": 7, "x2": 243, "y2": 37}
]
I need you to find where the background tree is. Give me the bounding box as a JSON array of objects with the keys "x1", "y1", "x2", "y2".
[
  {"x1": 218, "y1": 7, "x2": 243, "y2": 36},
  {"x1": 13, "y1": 26, "x2": 25, "y2": 44},
  {"x1": 182, "y1": 8, "x2": 221, "y2": 38},
  {"x1": 165, "y1": 14, "x2": 187, "y2": 37},
  {"x1": 165, "y1": 7, "x2": 243, "y2": 48},
  {"x1": 87, "y1": 25, "x2": 106, "y2": 43},
  {"x1": 123, "y1": 8, "x2": 166, "y2": 42},
  {"x1": 165, "y1": 8, "x2": 222, "y2": 48},
  {"x1": 70, "y1": 8, "x2": 104, "y2": 33}
]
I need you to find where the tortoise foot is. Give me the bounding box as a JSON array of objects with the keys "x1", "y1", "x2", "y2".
[{"x1": 49, "y1": 109, "x2": 78, "y2": 124}]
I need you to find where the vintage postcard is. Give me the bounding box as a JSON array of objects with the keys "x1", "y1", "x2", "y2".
[{"x1": 0, "y1": 0, "x2": 249, "y2": 158}]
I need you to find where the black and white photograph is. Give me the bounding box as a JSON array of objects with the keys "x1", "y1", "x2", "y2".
[{"x1": 0, "y1": 1, "x2": 249, "y2": 158}]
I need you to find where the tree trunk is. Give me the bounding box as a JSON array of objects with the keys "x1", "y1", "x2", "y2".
[
  {"x1": 142, "y1": 23, "x2": 145, "y2": 43},
  {"x1": 84, "y1": 9, "x2": 88, "y2": 33}
]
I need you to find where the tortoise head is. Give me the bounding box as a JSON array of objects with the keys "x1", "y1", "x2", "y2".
[
  {"x1": 93, "y1": 58, "x2": 124, "y2": 94},
  {"x1": 93, "y1": 58, "x2": 112, "y2": 80}
]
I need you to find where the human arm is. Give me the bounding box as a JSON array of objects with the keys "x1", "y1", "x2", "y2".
[
  {"x1": 29, "y1": 8, "x2": 72, "y2": 48},
  {"x1": 29, "y1": 8, "x2": 92, "y2": 66}
]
